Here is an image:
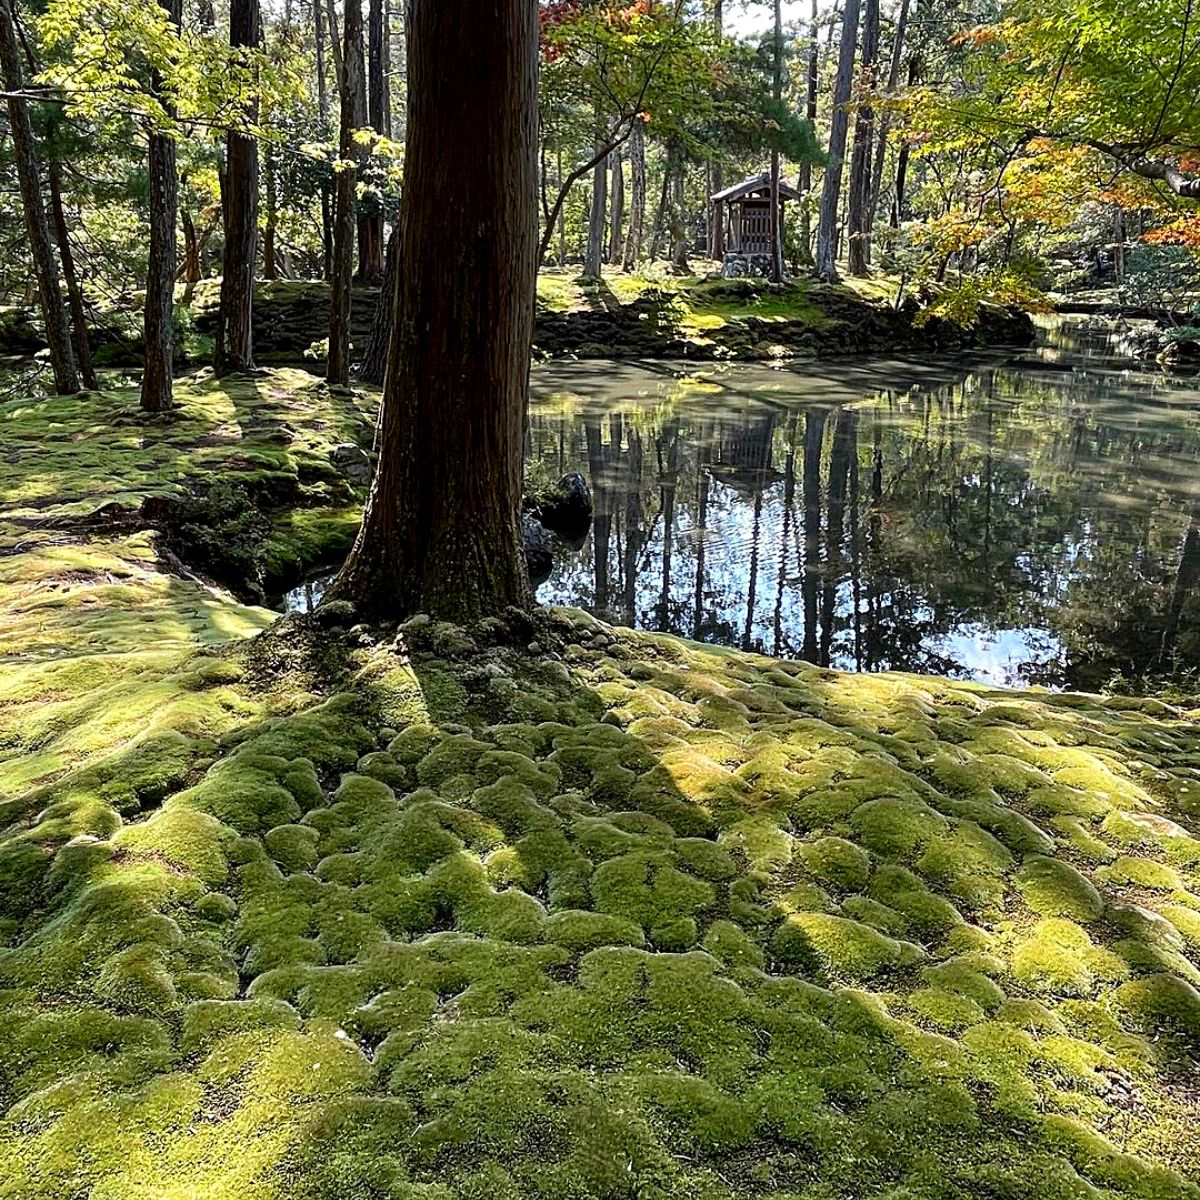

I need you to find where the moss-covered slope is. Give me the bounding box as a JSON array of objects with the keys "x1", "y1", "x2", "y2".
[{"x1": 1, "y1": 377, "x2": 1199, "y2": 1200}]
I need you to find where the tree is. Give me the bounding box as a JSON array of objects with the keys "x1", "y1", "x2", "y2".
[
  {"x1": 330, "y1": 0, "x2": 537, "y2": 621},
  {"x1": 0, "y1": 0, "x2": 79, "y2": 394},
  {"x1": 215, "y1": 0, "x2": 262, "y2": 374},
  {"x1": 845, "y1": 0, "x2": 879, "y2": 275},
  {"x1": 768, "y1": 0, "x2": 784, "y2": 282},
  {"x1": 815, "y1": 0, "x2": 860, "y2": 281},
  {"x1": 327, "y1": 0, "x2": 365, "y2": 385},
  {"x1": 141, "y1": 0, "x2": 182, "y2": 412}
]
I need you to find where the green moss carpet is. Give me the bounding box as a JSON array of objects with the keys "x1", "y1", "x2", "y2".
[{"x1": 1, "y1": 374, "x2": 1199, "y2": 1199}]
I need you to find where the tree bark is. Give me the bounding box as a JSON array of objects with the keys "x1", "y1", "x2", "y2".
[
  {"x1": 846, "y1": 0, "x2": 879, "y2": 276},
  {"x1": 709, "y1": 1, "x2": 725, "y2": 260},
  {"x1": 815, "y1": 0, "x2": 861, "y2": 281},
  {"x1": 0, "y1": 0, "x2": 78, "y2": 394},
  {"x1": 263, "y1": 144, "x2": 278, "y2": 280},
  {"x1": 215, "y1": 0, "x2": 261, "y2": 375},
  {"x1": 313, "y1": 0, "x2": 329, "y2": 123},
  {"x1": 622, "y1": 119, "x2": 646, "y2": 271},
  {"x1": 48, "y1": 160, "x2": 96, "y2": 389},
  {"x1": 328, "y1": 0, "x2": 365, "y2": 384},
  {"x1": 142, "y1": 0, "x2": 181, "y2": 411},
  {"x1": 669, "y1": 157, "x2": 690, "y2": 272},
  {"x1": 357, "y1": 0, "x2": 386, "y2": 282},
  {"x1": 608, "y1": 147, "x2": 625, "y2": 266},
  {"x1": 868, "y1": 0, "x2": 909, "y2": 227},
  {"x1": 769, "y1": 0, "x2": 785, "y2": 282},
  {"x1": 797, "y1": 0, "x2": 818, "y2": 262},
  {"x1": 359, "y1": 219, "x2": 398, "y2": 385},
  {"x1": 330, "y1": 0, "x2": 536, "y2": 623},
  {"x1": 584, "y1": 123, "x2": 608, "y2": 279}
]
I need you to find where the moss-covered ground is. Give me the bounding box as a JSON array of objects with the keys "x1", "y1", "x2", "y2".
[{"x1": 3, "y1": 374, "x2": 1200, "y2": 1200}]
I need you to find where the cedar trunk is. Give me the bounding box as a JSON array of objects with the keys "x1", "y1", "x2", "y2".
[
  {"x1": 608, "y1": 147, "x2": 624, "y2": 266},
  {"x1": 330, "y1": 0, "x2": 536, "y2": 622},
  {"x1": 0, "y1": 0, "x2": 78, "y2": 394},
  {"x1": 216, "y1": 0, "x2": 261, "y2": 374},
  {"x1": 622, "y1": 120, "x2": 646, "y2": 271},
  {"x1": 357, "y1": 0, "x2": 387, "y2": 282},
  {"x1": 584, "y1": 123, "x2": 607, "y2": 280},
  {"x1": 142, "y1": 0, "x2": 182, "y2": 412},
  {"x1": 815, "y1": 0, "x2": 861, "y2": 281},
  {"x1": 48, "y1": 160, "x2": 96, "y2": 389},
  {"x1": 328, "y1": 0, "x2": 365, "y2": 385},
  {"x1": 846, "y1": 0, "x2": 879, "y2": 276},
  {"x1": 359, "y1": 220, "x2": 399, "y2": 386}
]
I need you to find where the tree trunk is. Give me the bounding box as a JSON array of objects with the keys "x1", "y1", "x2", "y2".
[
  {"x1": 47, "y1": 160, "x2": 96, "y2": 390},
  {"x1": 0, "y1": 0, "x2": 78, "y2": 394},
  {"x1": 584, "y1": 124, "x2": 607, "y2": 279},
  {"x1": 328, "y1": 0, "x2": 365, "y2": 384},
  {"x1": 868, "y1": 0, "x2": 909, "y2": 227},
  {"x1": 608, "y1": 147, "x2": 624, "y2": 266},
  {"x1": 846, "y1": 0, "x2": 879, "y2": 276},
  {"x1": 797, "y1": 0, "x2": 818, "y2": 262},
  {"x1": 670, "y1": 158, "x2": 690, "y2": 273},
  {"x1": 769, "y1": 0, "x2": 784, "y2": 282},
  {"x1": 142, "y1": 0, "x2": 181, "y2": 411},
  {"x1": 313, "y1": 0, "x2": 329, "y2": 123},
  {"x1": 815, "y1": 0, "x2": 861, "y2": 281},
  {"x1": 622, "y1": 119, "x2": 646, "y2": 271},
  {"x1": 649, "y1": 156, "x2": 672, "y2": 261},
  {"x1": 359, "y1": 220, "x2": 398, "y2": 385},
  {"x1": 216, "y1": 0, "x2": 261, "y2": 375},
  {"x1": 330, "y1": 0, "x2": 536, "y2": 623},
  {"x1": 709, "y1": 1, "x2": 725, "y2": 260},
  {"x1": 262, "y1": 144, "x2": 278, "y2": 280},
  {"x1": 357, "y1": 0, "x2": 386, "y2": 282}
]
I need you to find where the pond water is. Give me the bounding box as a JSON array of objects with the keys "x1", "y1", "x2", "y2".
[
  {"x1": 519, "y1": 321, "x2": 1200, "y2": 692},
  {"x1": 261, "y1": 319, "x2": 1197, "y2": 691}
]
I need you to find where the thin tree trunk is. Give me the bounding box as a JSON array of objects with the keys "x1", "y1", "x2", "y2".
[
  {"x1": 357, "y1": 0, "x2": 387, "y2": 283},
  {"x1": 324, "y1": 0, "x2": 344, "y2": 88},
  {"x1": 216, "y1": 0, "x2": 261, "y2": 375},
  {"x1": 709, "y1": 1, "x2": 725, "y2": 260},
  {"x1": 890, "y1": 51, "x2": 920, "y2": 227},
  {"x1": 815, "y1": 0, "x2": 861, "y2": 281},
  {"x1": 670, "y1": 158, "x2": 690, "y2": 272},
  {"x1": 314, "y1": 0, "x2": 329, "y2": 122},
  {"x1": 798, "y1": 0, "x2": 818, "y2": 262},
  {"x1": 328, "y1": 0, "x2": 364, "y2": 384},
  {"x1": 331, "y1": 0, "x2": 536, "y2": 622},
  {"x1": 48, "y1": 160, "x2": 96, "y2": 389},
  {"x1": 608, "y1": 147, "x2": 624, "y2": 266},
  {"x1": 622, "y1": 119, "x2": 646, "y2": 271},
  {"x1": 360, "y1": 220, "x2": 398, "y2": 385},
  {"x1": 142, "y1": 0, "x2": 181, "y2": 411},
  {"x1": 846, "y1": 0, "x2": 879, "y2": 276},
  {"x1": 0, "y1": 0, "x2": 77, "y2": 394},
  {"x1": 769, "y1": 0, "x2": 784, "y2": 282},
  {"x1": 262, "y1": 144, "x2": 278, "y2": 280},
  {"x1": 584, "y1": 118, "x2": 607, "y2": 279},
  {"x1": 868, "y1": 0, "x2": 909, "y2": 226},
  {"x1": 649, "y1": 156, "x2": 673, "y2": 261}
]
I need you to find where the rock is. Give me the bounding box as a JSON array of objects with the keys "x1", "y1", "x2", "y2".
[
  {"x1": 523, "y1": 515, "x2": 558, "y2": 586},
  {"x1": 528, "y1": 471, "x2": 593, "y2": 543},
  {"x1": 1158, "y1": 338, "x2": 1200, "y2": 372},
  {"x1": 314, "y1": 599, "x2": 357, "y2": 628},
  {"x1": 330, "y1": 442, "x2": 373, "y2": 485}
]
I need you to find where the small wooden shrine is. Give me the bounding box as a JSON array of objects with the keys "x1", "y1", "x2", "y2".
[{"x1": 710, "y1": 172, "x2": 802, "y2": 275}]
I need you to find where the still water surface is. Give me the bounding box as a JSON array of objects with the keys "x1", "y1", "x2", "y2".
[
  {"x1": 520, "y1": 322, "x2": 1200, "y2": 691},
  {"x1": 272, "y1": 322, "x2": 1200, "y2": 690}
]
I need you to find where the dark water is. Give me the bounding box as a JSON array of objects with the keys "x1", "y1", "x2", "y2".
[{"x1": 521, "y1": 321, "x2": 1200, "y2": 691}]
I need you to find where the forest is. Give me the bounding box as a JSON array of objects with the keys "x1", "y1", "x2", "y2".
[{"x1": 3, "y1": 1, "x2": 1200, "y2": 1199}]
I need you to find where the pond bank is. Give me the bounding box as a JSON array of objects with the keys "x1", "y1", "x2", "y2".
[{"x1": 1, "y1": 366, "x2": 1199, "y2": 1198}]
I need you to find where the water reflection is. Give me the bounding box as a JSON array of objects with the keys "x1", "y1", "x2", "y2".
[{"x1": 530, "y1": 323, "x2": 1200, "y2": 690}]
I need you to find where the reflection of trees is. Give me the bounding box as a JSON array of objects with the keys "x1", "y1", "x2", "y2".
[{"x1": 532, "y1": 349, "x2": 1200, "y2": 690}]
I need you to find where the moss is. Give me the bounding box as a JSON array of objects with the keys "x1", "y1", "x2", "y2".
[
  {"x1": 772, "y1": 911, "x2": 915, "y2": 981},
  {"x1": 868, "y1": 864, "x2": 964, "y2": 941},
  {"x1": 1010, "y1": 918, "x2": 1129, "y2": 997},
  {"x1": 1098, "y1": 855, "x2": 1188, "y2": 893},
  {"x1": 799, "y1": 836, "x2": 871, "y2": 892},
  {"x1": 1015, "y1": 855, "x2": 1105, "y2": 921},
  {"x1": 1114, "y1": 974, "x2": 1200, "y2": 1053},
  {"x1": 849, "y1": 797, "x2": 948, "y2": 859},
  {"x1": 590, "y1": 851, "x2": 714, "y2": 932}
]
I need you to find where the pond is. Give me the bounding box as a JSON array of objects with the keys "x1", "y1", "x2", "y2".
[
  {"x1": 521, "y1": 320, "x2": 1200, "y2": 692},
  {"x1": 275, "y1": 320, "x2": 1199, "y2": 691}
]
